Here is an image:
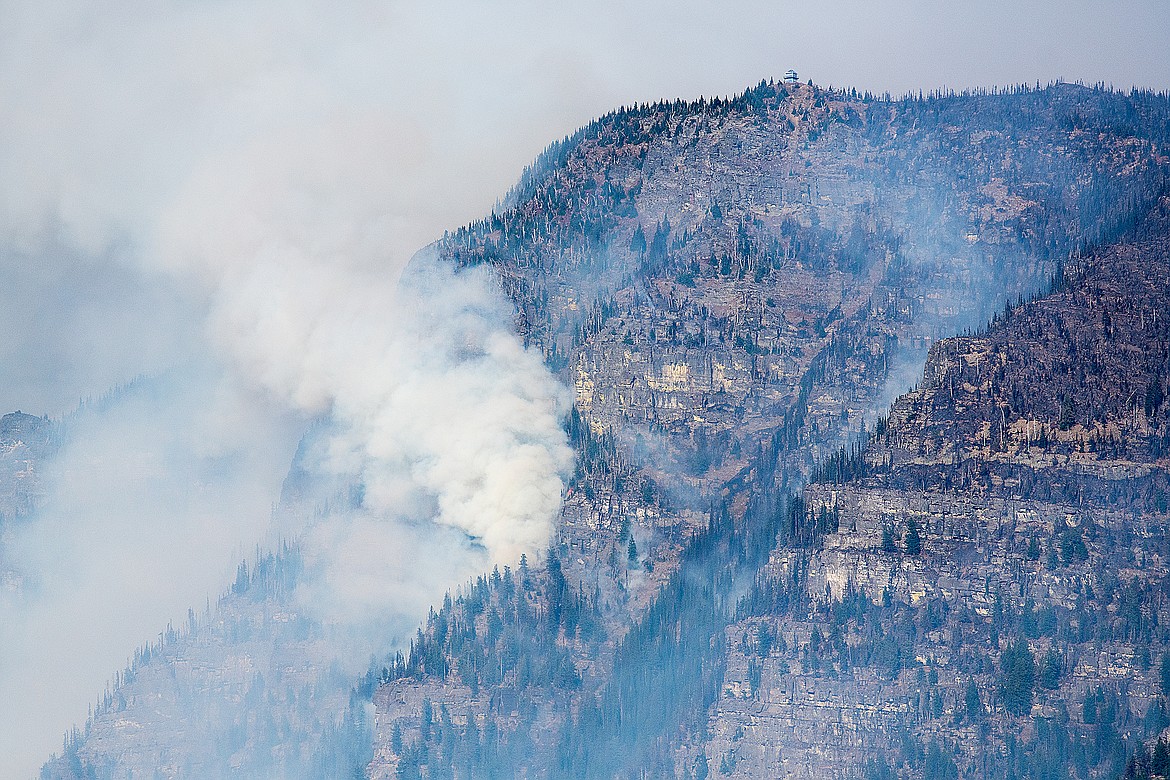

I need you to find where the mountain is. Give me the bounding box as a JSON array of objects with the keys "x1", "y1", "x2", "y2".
[
  {"x1": 860, "y1": 198, "x2": 1170, "y2": 506},
  {"x1": 728, "y1": 196, "x2": 1170, "y2": 780},
  {"x1": 364, "y1": 81, "x2": 1170, "y2": 779},
  {"x1": 34, "y1": 80, "x2": 1170, "y2": 779}
]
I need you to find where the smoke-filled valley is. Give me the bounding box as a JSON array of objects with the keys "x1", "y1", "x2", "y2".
[{"x1": 4, "y1": 4, "x2": 1170, "y2": 780}]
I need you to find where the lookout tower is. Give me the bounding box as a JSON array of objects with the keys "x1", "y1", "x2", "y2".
[{"x1": 783, "y1": 69, "x2": 799, "y2": 84}]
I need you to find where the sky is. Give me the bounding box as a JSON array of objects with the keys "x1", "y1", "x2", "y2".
[{"x1": 0, "y1": 1, "x2": 1167, "y2": 777}]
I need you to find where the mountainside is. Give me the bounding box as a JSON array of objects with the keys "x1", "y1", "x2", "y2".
[
  {"x1": 364, "y1": 82, "x2": 1170, "y2": 780},
  {"x1": 721, "y1": 196, "x2": 1170, "y2": 780},
  {"x1": 31, "y1": 80, "x2": 1170, "y2": 779},
  {"x1": 860, "y1": 199, "x2": 1170, "y2": 506}
]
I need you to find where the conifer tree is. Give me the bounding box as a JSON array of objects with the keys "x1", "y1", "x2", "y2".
[{"x1": 905, "y1": 518, "x2": 922, "y2": 556}]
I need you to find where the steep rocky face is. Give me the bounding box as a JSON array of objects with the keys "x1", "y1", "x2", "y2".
[
  {"x1": 706, "y1": 202, "x2": 1170, "y2": 780},
  {"x1": 721, "y1": 481, "x2": 1169, "y2": 780},
  {"x1": 859, "y1": 197, "x2": 1170, "y2": 509}
]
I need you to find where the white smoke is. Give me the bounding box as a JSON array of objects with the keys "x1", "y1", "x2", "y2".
[
  {"x1": 219, "y1": 245, "x2": 576, "y2": 627},
  {"x1": 152, "y1": 119, "x2": 575, "y2": 569}
]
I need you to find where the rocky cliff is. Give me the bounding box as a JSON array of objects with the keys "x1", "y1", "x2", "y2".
[{"x1": 716, "y1": 197, "x2": 1170, "y2": 779}]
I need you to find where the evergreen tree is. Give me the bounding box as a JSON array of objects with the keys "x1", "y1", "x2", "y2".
[
  {"x1": 1039, "y1": 649, "x2": 1063, "y2": 690},
  {"x1": 881, "y1": 524, "x2": 899, "y2": 553},
  {"x1": 1152, "y1": 738, "x2": 1169, "y2": 777},
  {"x1": 421, "y1": 698, "x2": 433, "y2": 741},
  {"x1": 923, "y1": 741, "x2": 959, "y2": 780},
  {"x1": 999, "y1": 639, "x2": 1036, "y2": 716},
  {"x1": 630, "y1": 224, "x2": 647, "y2": 254},
  {"x1": 964, "y1": 678, "x2": 983, "y2": 721},
  {"x1": 905, "y1": 518, "x2": 922, "y2": 556}
]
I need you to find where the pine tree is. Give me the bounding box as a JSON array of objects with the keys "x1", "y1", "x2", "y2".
[
  {"x1": 421, "y1": 698, "x2": 433, "y2": 741},
  {"x1": 881, "y1": 524, "x2": 899, "y2": 553},
  {"x1": 1152, "y1": 737, "x2": 1169, "y2": 777},
  {"x1": 905, "y1": 518, "x2": 922, "y2": 556},
  {"x1": 1039, "y1": 649, "x2": 1063, "y2": 689},
  {"x1": 999, "y1": 640, "x2": 1036, "y2": 715},
  {"x1": 964, "y1": 678, "x2": 983, "y2": 721}
]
